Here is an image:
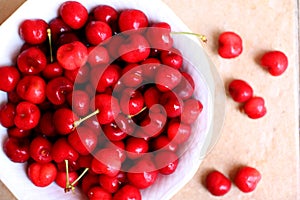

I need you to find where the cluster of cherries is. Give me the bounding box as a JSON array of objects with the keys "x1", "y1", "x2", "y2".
[{"x1": 0, "y1": 1, "x2": 204, "y2": 200}]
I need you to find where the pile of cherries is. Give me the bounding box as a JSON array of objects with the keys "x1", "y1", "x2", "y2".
[{"x1": 0, "y1": 1, "x2": 204, "y2": 200}]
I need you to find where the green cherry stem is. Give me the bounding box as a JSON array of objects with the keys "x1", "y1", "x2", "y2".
[
  {"x1": 171, "y1": 32, "x2": 207, "y2": 43},
  {"x1": 47, "y1": 28, "x2": 54, "y2": 63}
]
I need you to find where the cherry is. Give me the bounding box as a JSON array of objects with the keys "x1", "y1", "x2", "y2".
[
  {"x1": 119, "y1": 34, "x2": 150, "y2": 63},
  {"x1": 154, "y1": 151, "x2": 179, "y2": 175},
  {"x1": 121, "y1": 64, "x2": 143, "y2": 88},
  {"x1": 0, "y1": 66, "x2": 21, "y2": 92},
  {"x1": 99, "y1": 174, "x2": 120, "y2": 193},
  {"x1": 205, "y1": 170, "x2": 231, "y2": 196},
  {"x1": 77, "y1": 154, "x2": 94, "y2": 169},
  {"x1": 243, "y1": 97, "x2": 267, "y2": 119},
  {"x1": 14, "y1": 101, "x2": 40, "y2": 130},
  {"x1": 125, "y1": 137, "x2": 149, "y2": 160},
  {"x1": 49, "y1": 17, "x2": 72, "y2": 41},
  {"x1": 3, "y1": 136, "x2": 30, "y2": 163},
  {"x1": 146, "y1": 22, "x2": 173, "y2": 50},
  {"x1": 7, "y1": 90, "x2": 22, "y2": 104},
  {"x1": 93, "y1": 5, "x2": 118, "y2": 25},
  {"x1": 112, "y1": 184, "x2": 141, "y2": 200},
  {"x1": 88, "y1": 186, "x2": 112, "y2": 200},
  {"x1": 87, "y1": 46, "x2": 110, "y2": 67},
  {"x1": 19, "y1": 19, "x2": 48, "y2": 45},
  {"x1": 38, "y1": 112, "x2": 57, "y2": 137},
  {"x1": 81, "y1": 173, "x2": 99, "y2": 194},
  {"x1": 234, "y1": 166, "x2": 261, "y2": 193},
  {"x1": 57, "y1": 41, "x2": 88, "y2": 70},
  {"x1": 105, "y1": 141, "x2": 127, "y2": 163},
  {"x1": 150, "y1": 135, "x2": 177, "y2": 152},
  {"x1": 218, "y1": 31, "x2": 243, "y2": 58},
  {"x1": 118, "y1": 9, "x2": 148, "y2": 32},
  {"x1": 53, "y1": 108, "x2": 78, "y2": 135},
  {"x1": 59, "y1": 1, "x2": 88, "y2": 29},
  {"x1": 51, "y1": 138, "x2": 79, "y2": 163},
  {"x1": 42, "y1": 62, "x2": 64, "y2": 80},
  {"x1": 114, "y1": 114, "x2": 135, "y2": 136},
  {"x1": 260, "y1": 50, "x2": 288, "y2": 76},
  {"x1": 7, "y1": 127, "x2": 31, "y2": 138},
  {"x1": 56, "y1": 32, "x2": 80, "y2": 48},
  {"x1": 160, "y1": 48, "x2": 183, "y2": 70},
  {"x1": 17, "y1": 47, "x2": 47, "y2": 75},
  {"x1": 55, "y1": 170, "x2": 78, "y2": 189},
  {"x1": 103, "y1": 122, "x2": 128, "y2": 142},
  {"x1": 16, "y1": 75, "x2": 46, "y2": 104},
  {"x1": 67, "y1": 90, "x2": 90, "y2": 116},
  {"x1": 127, "y1": 158, "x2": 158, "y2": 189},
  {"x1": 143, "y1": 87, "x2": 161, "y2": 109},
  {"x1": 67, "y1": 126, "x2": 98, "y2": 155},
  {"x1": 167, "y1": 119, "x2": 191, "y2": 144},
  {"x1": 140, "y1": 57, "x2": 161, "y2": 81},
  {"x1": 174, "y1": 72, "x2": 195, "y2": 100},
  {"x1": 228, "y1": 79, "x2": 253, "y2": 103},
  {"x1": 29, "y1": 136, "x2": 52, "y2": 163},
  {"x1": 46, "y1": 76, "x2": 73, "y2": 105},
  {"x1": 160, "y1": 91, "x2": 183, "y2": 118},
  {"x1": 139, "y1": 110, "x2": 167, "y2": 138},
  {"x1": 155, "y1": 65, "x2": 182, "y2": 92},
  {"x1": 120, "y1": 88, "x2": 144, "y2": 116},
  {"x1": 64, "y1": 64, "x2": 90, "y2": 84},
  {"x1": 27, "y1": 162, "x2": 57, "y2": 187},
  {"x1": 0, "y1": 102, "x2": 16, "y2": 128},
  {"x1": 181, "y1": 98, "x2": 203, "y2": 124},
  {"x1": 85, "y1": 21, "x2": 112, "y2": 45}
]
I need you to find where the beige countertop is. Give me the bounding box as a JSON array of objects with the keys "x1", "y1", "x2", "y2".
[{"x1": 0, "y1": 0, "x2": 299, "y2": 199}]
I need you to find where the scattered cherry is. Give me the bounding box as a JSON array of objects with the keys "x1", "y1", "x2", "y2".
[
  {"x1": 260, "y1": 50, "x2": 288, "y2": 76},
  {"x1": 218, "y1": 31, "x2": 243, "y2": 58},
  {"x1": 234, "y1": 166, "x2": 261, "y2": 193},
  {"x1": 205, "y1": 170, "x2": 231, "y2": 196},
  {"x1": 243, "y1": 96, "x2": 267, "y2": 119},
  {"x1": 228, "y1": 79, "x2": 253, "y2": 103}
]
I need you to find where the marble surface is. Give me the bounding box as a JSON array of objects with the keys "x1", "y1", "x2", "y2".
[{"x1": 0, "y1": 0, "x2": 299, "y2": 199}]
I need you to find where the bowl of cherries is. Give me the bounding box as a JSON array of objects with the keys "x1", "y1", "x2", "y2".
[{"x1": 0, "y1": 0, "x2": 225, "y2": 199}]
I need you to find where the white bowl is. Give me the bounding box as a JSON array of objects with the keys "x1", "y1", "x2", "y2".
[{"x1": 0, "y1": 0, "x2": 225, "y2": 199}]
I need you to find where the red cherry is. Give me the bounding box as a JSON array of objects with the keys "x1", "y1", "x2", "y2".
[
  {"x1": 139, "y1": 110, "x2": 167, "y2": 138},
  {"x1": 103, "y1": 122, "x2": 128, "y2": 142},
  {"x1": 14, "y1": 101, "x2": 40, "y2": 130},
  {"x1": 234, "y1": 166, "x2": 261, "y2": 193},
  {"x1": 160, "y1": 48, "x2": 183, "y2": 69},
  {"x1": 42, "y1": 62, "x2": 64, "y2": 80},
  {"x1": 46, "y1": 76, "x2": 73, "y2": 105},
  {"x1": 150, "y1": 135, "x2": 177, "y2": 152},
  {"x1": 77, "y1": 154, "x2": 94, "y2": 169},
  {"x1": 126, "y1": 137, "x2": 149, "y2": 160},
  {"x1": 3, "y1": 136, "x2": 30, "y2": 163},
  {"x1": 53, "y1": 108, "x2": 78, "y2": 135},
  {"x1": 7, "y1": 127, "x2": 30, "y2": 138},
  {"x1": 174, "y1": 72, "x2": 195, "y2": 100},
  {"x1": 218, "y1": 31, "x2": 243, "y2": 58},
  {"x1": 68, "y1": 126, "x2": 98, "y2": 155},
  {"x1": 99, "y1": 174, "x2": 120, "y2": 193},
  {"x1": 160, "y1": 91, "x2": 183, "y2": 118},
  {"x1": 181, "y1": 98, "x2": 203, "y2": 124},
  {"x1": 0, "y1": 66, "x2": 21, "y2": 92},
  {"x1": 112, "y1": 184, "x2": 141, "y2": 200},
  {"x1": 146, "y1": 22, "x2": 173, "y2": 50},
  {"x1": 228, "y1": 79, "x2": 253, "y2": 103},
  {"x1": 119, "y1": 34, "x2": 150, "y2": 63},
  {"x1": 143, "y1": 87, "x2": 161, "y2": 109},
  {"x1": 27, "y1": 162, "x2": 57, "y2": 187},
  {"x1": 140, "y1": 57, "x2": 161, "y2": 81},
  {"x1": 64, "y1": 64, "x2": 90, "y2": 84},
  {"x1": 88, "y1": 186, "x2": 112, "y2": 200},
  {"x1": 38, "y1": 112, "x2": 57, "y2": 137},
  {"x1": 85, "y1": 21, "x2": 112, "y2": 45},
  {"x1": 243, "y1": 97, "x2": 267, "y2": 119},
  {"x1": 167, "y1": 119, "x2": 191, "y2": 144},
  {"x1": 16, "y1": 75, "x2": 46, "y2": 104},
  {"x1": 93, "y1": 5, "x2": 118, "y2": 25},
  {"x1": 55, "y1": 170, "x2": 78, "y2": 189},
  {"x1": 51, "y1": 138, "x2": 79, "y2": 163},
  {"x1": 17, "y1": 47, "x2": 47, "y2": 75},
  {"x1": 56, "y1": 32, "x2": 80, "y2": 48},
  {"x1": 120, "y1": 88, "x2": 144, "y2": 116},
  {"x1": 7, "y1": 90, "x2": 22, "y2": 104},
  {"x1": 67, "y1": 90, "x2": 90, "y2": 116},
  {"x1": 59, "y1": 1, "x2": 88, "y2": 29},
  {"x1": 118, "y1": 9, "x2": 148, "y2": 32},
  {"x1": 29, "y1": 136, "x2": 52, "y2": 163},
  {"x1": 155, "y1": 66, "x2": 182, "y2": 92},
  {"x1": 81, "y1": 173, "x2": 99, "y2": 194},
  {"x1": 206, "y1": 170, "x2": 231, "y2": 196},
  {"x1": 121, "y1": 63, "x2": 143, "y2": 88},
  {"x1": 0, "y1": 102, "x2": 16, "y2": 128},
  {"x1": 114, "y1": 114, "x2": 135, "y2": 136},
  {"x1": 87, "y1": 46, "x2": 110, "y2": 67},
  {"x1": 260, "y1": 50, "x2": 288, "y2": 76},
  {"x1": 105, "y1": 141, "x2": 127, "y2": 163},
  {"x1": 49, "y1": 17, "x2": 72, "y2": 41},
  {"x1": 154, "y1": 151, "x2": 179, "y2": 175},
  {"x1": 19, "y1": 19, "x2": 48, "y2": 45},
  {"x1": 57, "y1": 41, "x2": 88, "y2": 70}
]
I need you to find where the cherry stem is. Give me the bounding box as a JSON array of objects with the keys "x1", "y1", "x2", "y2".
[
  {"x1": 73, "y1": 109, "x2": 100, "y2": 128},
  {"x1": 70, "y1": 168, "x2": 89, "y2": 187},
  {"x1": 128, "y1": 106, "x2": 147, "y2": 118},
  {"x1": 64, "y1": 160, "x2": 70, "y2": 193},
  {"x1": 47, "y1": 28, "x2": 54, "y2": 63},
  {"x1": 171, "y1": 31, "x2": 207, "y2": 43}
]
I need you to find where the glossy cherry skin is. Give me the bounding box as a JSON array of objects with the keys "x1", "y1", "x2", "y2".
[
  {"x1": 53, "y1": 108, "x2": 79, "y2": 135},
  {"x1": 19, "y1": 19, "x2": 48, "y2": 45},
  {"x1": 206, "y1": 170, "x2": 231, "y2": 196},
  {"x1": 51, "y1": 137, "x2": 79, "y2": 163},
  {"x1": 7, "y1": 127, "x2": 30, "y2": 138},
  {"x1": 16, "y1": 75, "x2": 46, "y2": 104},
  {"x1": 146, "y1": 22, "x2": 173, "y2": 50},
  {"x1": 118, "y1": 9, "x2": 148, "y2": 32},
  {"x1": 160, "y1": 91, "x2": 183, "y2": 118},
  {"x1": 234, "y1": 166, "x2": 261, "y2": 193},
  {"x1": 112, "y1": 184, "x2": 141, "y2": 200},
  {"x1": 150, "y1": 135, "x2": 177, "y2": 152},
  {"x1": 42, "y1": 62, "x2": 64, "y2": 80},
  {"x1": 143, "y1": 87, "x2": 161, "y2": 109},
  {"x1": 67, "y1": 90, "x2": 90, "y2": 116},
  {"x1": 228, "y1": 79, "x2": 253, "y2": 103},
  {"x1": 167, "y1": 119, "x2": 191, "y2": 144},
  {"x1": 29, "y1": 136, "x2": 52, "y2": 163},
  {"x1": 38, "y1": 112, "x2": 57, "y2": 137},
  {"x1": 64, "y1": 64, "x2": 90, "y2": 84},
  {"x1": 154, "y1": 151, "x2": 179, "y2": 175},
  {"x1": 218, "y1": 31, "x2": 243, "y2": 58},
  {"x1": 103, "y1": 122, "x2": 128, "y2": 142},
  {"x1": 120, "y1": 88, "x2": 144, "y2": 116},
  {"x1": 59, "y1": 1, "x2": 88, "y2": 29},
  {"x1": 260, "y1": 50, "x2": 288, "y2": 76},
  {"x1": 114, "y1": 113, "x2": 135, "y2": 136},
  {"x1": 0, "y1": 66, "x2": 21, "y2": 92},
  {"x1": 46, "y1": 76, "x2": 73, "y2": 105},
  {"x1": 126, "y1": 137, "x2": 149, "y2": 160},
  {"x1": 174, "y1": 72, "x2": 195, "y2": 100},
  {"x1": 27, "y1": 162, "x2": 57, "y2": 187},
  {"x1": 93, "y1": 5, "x2": 118, "y2": 25},
  {"x1": 121, "y1": 64, "x2": 143, "y2": 88},
  {"x1": 55, "y1": 171, "x2": 78, "y2": 189},
  {"x1": 14, "y1": 101, "x2": 40, "y2": 130},
  {"x1": 99, "y1": 174, "x2": 121, "y2": 193},
  {"x1": 85, "y1": 21, "x2": 112, "y2": 45},
  {"x1": 49, "y1": 17, "x2": 72, "y2": 41},
  {"x1": 119, "y1": 34, "x2": 150, "y2": 63},
  {"x1": 88, "y1": 186, "x2": 112, "y2": 200},
  {"x1": 3, "y1": 136, "x2": 30, "y2": 163},
  {"x1": 17, "y1": 47, "x2": 47, "y2": 75},
  {"x1": 68, "y1": 126, "x2": 98, "y2": 155},
  {"x1": 0, "y1": 102, "x2": 16, "y2": 128},
  {"x1": 139, "y1": 110, "x2": 167, "y2": 138},
  {"x1": 81, "y1": 173, "x2": 100, "y2": 194},
  {"x1": 140, "y1": 58, "x2": 161, "y2": 81},
  {"x1": 181, "y1": 98, "x2": 203, "y2": 124},
  {"x1": 57, "y1": 41, "x2": 88, "y2": 70},
  {"x1": 87, "y1": 46, "x2": 110, "y2": 67},
  {"x1": 160, "y1": 48, "x2": 183, "y2": 70},
  {"x1": 155, "y1": 66, "x2": 182, "y2": 92},
  {"x1": 243, "y1": 97, "x2": 267, "y2": 119}
]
